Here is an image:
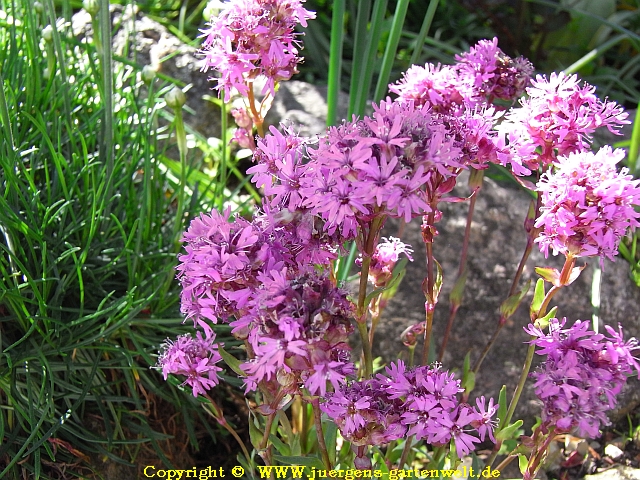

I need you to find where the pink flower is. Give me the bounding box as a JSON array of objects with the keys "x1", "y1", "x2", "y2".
[
  {"x1": 534, "y1": 147, "x2": 640, "y2": 263},
  {"x1": 390, "y1": 38, "x2": 533, "y2": 113},
  {"x1": 527, "y1": 318, "x2": 640, "y2": 437},
  {"x1": 200, "y1": 0, "x2": 315, "y2": 101},
  {"x1": 497, "y1": 72, "x2": 629, "y2": 175},
  {"x1": 156, "y1": 330, "x2": 223, "y2": 397}
]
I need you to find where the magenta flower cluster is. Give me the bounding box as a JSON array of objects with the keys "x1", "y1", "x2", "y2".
[
  {"x1": 249, "y1": 99, "x2": 504, "y2": 242},
  {"x1": 535, "y1": 146, "x2": 640, "y2": 263},
  {"x1": 321, "y1": 360, "x2": 497, "y2": 458},
  {"x1": 174, "y1": 203, "x2": 356, "y2": 395},
  {"x1": 526, "y1": 318, "x2": 640, "y2": 438},
  {"x1": 496, "y1": 72, "x2": 628, "y2": 175},
  {"x1": 239, "y1": 267, "x2": 355, "y2": 395},
  {"x1": 389, "y1": 37, "x2": 533, "y2": 113},
  {"x1": 200, "y1": 0, "x2": 315, "y2": 101},
  {"x1": 157, "y1": 329, "x2": 223, "y2": 397}
]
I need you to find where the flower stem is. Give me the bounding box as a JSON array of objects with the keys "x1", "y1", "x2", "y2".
[
  {"x1": 398, "y1": 435, "x2": 415, "y2": 468},
  {"x1": 474, "y1": 193, "x2": 542, "y2": 373},
  {"x1": 310, "y1": 397, "x2": 332, "y2": 470},
  {"x1": 204, "y1": 394, "x2": 252, "y2": 466},
  {"x1": 421, "y1": 239, "x2": 435, "y2": 365},
  {"x1": 246, "y1": 81, "x2": 265, "y2": 138},
  {"x1": 498, "y1": 255, "x2": 571, "y2": 449},
  {"x1": 356, "y1": 216, "x2": 385, "y2": 378}
]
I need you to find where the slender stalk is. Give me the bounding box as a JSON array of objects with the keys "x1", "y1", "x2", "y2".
[
  {"x1": 497, "y1": 255, "x2": 573, "y2": 454},
  {"x1": 373, "y1": 0, "x2": 410, "y2": 102},
  {"x1": 327, "y1": 0, "x2": 345, "y2": 126},
  {"x1": 310, "y1": 398, "x2": 332, "y2": 470},
  {"x1": 473, "y1": 194, "x2": 541, "y2": 374},
  {"x1": 524, "y1": 429, "x2": 556, "y2": 480},
  {"x1": 438, "y1": 175, "x2": 481, "y2": 361},
  {"x1": 356, "y1": 216, "x2": 385, "y2": 378},
  {"x1": 421, "y1": 229, "x2": 436, "y2": 365},
  {"x1": 246, "y1": 82, "x2": 265, "y2": 138},
  {"x1": 409, "y1": 0, "x2": 439, "y2": 66},
  {"x1": 472, "y1": 236, "x2": 534, "y2": 373},
  {"x1": 353, "y1": 0, "x2": 388, "y2": 115},
  {"x1": 398, "y1": 435, "x2": 414, "y2": 468},
  {"x1": 204, "y1": 394, "x2": 252, "y2": 465}
]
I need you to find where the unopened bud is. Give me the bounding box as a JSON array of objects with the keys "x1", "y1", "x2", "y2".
[
  {"x1": 82, "y1": 0, "x2": 99, "y2": 16},
  {"x1": 141, "y1": 65, "x2": 156, "y2": 85},
  {"x1": 43, "y1": 67, "x2": 51, "y2": 80},
  {"x1": 42, "y1": 25, "x2": 54, "y2": 43},
  {"x1": 401, "y1": 322, "x2": 425, "y2": 347},
  {"x1": 34, "y1": 1, "x2": 44, "y2": 14},
  {"x1": 231, "y1": 107, "x2": 253, "y2": 129},
  {"x1": 165, "y1": 86, "x2": 186, "y2": 110}
]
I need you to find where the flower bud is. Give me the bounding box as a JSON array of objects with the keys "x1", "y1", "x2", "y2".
[
  {"x1": 82, "y1": 0, "x2": 99, "y2": 16},
  {"x1": 34, "y1": 1, "x2": 44, "y2": 14},
  {"x1": 141, "y1": 65, "x2": 156, "y2": 85},
  {"x1": 165, "y1": 86, "x2": 186, "y2": 110},
  {"x1": 43, "y1": 67, "x2": 51, "y2": 81},
  {"x1": 42, "y1": 25, "x2": 53, "y2": 44}
]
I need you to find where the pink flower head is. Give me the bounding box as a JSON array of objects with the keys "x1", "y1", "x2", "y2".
[
  {"x1": 304, "y1": 99, "x2": 461, "y2": 229},
  {"x1": 390, "y1": 38, "x2": 533, "y2": 113},
  {"x1": 157, "y1": 330, "x2": 223, "y2": 397},
  {"x1": 527, "y1": 318, "x2": 640, "y2": 437},
  {"x1": 200, "y1": 0, "x2": 315, "y2": 101},
  {"x1": 238, "y1": 267, "x2": 355, "y2": 395},
  {"x1": 497, "y1": 72, "x2": 629, "y2": 175},
  {"x1": 534, "y1": 146, "x2": 640, "y2": 263},
  {"x1": 455, "y1": 37, "x2": 533, "y2": 103},
  {"x1": 322, "y1": 360, "x2": 497, "y2": 452}
]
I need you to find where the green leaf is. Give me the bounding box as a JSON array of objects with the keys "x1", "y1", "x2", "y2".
[
  {"x1": 535, "y1": 306, "x2": 558, "y2": 330},
  {"x1": 518, "y1": 454, "x2": 528, "y2": 475},
  {"x1": 499, "y1": 279, "x2": 530, "y2": 319},
  {"x1": 449, "y1": 269, "x2": 468, "y2": 308},
  {"x1": 461, "y1": 352, "x2": 476, "y2": 393},
  {"x1": 495, "y1": 420, "x2": 524, "y2": 442},
  {"x1": 323, "y1": 420, "x2": 338, "y2": 465},
  {"x1": 497, "y1": 386, "x2": 508, "y2": 430},
  {"x1": 273, "y1": 455, "x2": 326, "y2": 470},
  {"x1": 530, "y1": 279, "x2": 546, "y2": 319},
  {"x1": 248, "y1": 413, "x2": 263, "y2": 451},
  {"x1": 535, "y1": 266, "x2": 561, "y2": 285},
  {"x1": 269, "y1": 434, "x2": 291, "y2": 456},
  {"x1": 218, "y1": 346, "x2": 245, "y2": 377}
]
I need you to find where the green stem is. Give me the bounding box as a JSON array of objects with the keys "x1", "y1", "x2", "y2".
[
  {"x1": 348, "y1": 0, "x2": 372, "y2": 116},
  {"x1": 353, "y1": 0, "x2": 388, "y2": 116},
  {"x1": 327, "y1": 0, "x2": 345, "y2": 126},
  {"x1": 438, "y1": 175, "x2": 481, "y2": 361},
  {"x1": 373, "y1": 0, "x2": 410, "y2": 102},
  {"x1": 172, "y1": 108, "x2": 188, "y2": 242},
  {"x1": 204, "y1": 394, "x2": 252, "y2": 466},
  {"x1": 499, "y1": 255, "x2": 572, "y2": 436},
  {"x1": 408, "y1": 0, "x2": 439, "y2": 66}
]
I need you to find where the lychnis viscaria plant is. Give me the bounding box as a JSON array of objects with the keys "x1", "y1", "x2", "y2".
[{"x1": 155, "y1": 1, "x2": 640, "y2": 477}]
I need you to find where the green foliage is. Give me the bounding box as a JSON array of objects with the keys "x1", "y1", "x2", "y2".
[{"x1": 0, "y1": 0, "x2": 243, "y2": 477}]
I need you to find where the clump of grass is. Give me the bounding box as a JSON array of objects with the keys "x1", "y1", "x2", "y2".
[{"x1": 0, "y1": 0, "x2": 247, "y2": 477}]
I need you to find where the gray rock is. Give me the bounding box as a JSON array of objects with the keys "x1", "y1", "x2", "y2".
[{"x1": 585, "y1": 465, "x2": 640, "y2": 480}]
